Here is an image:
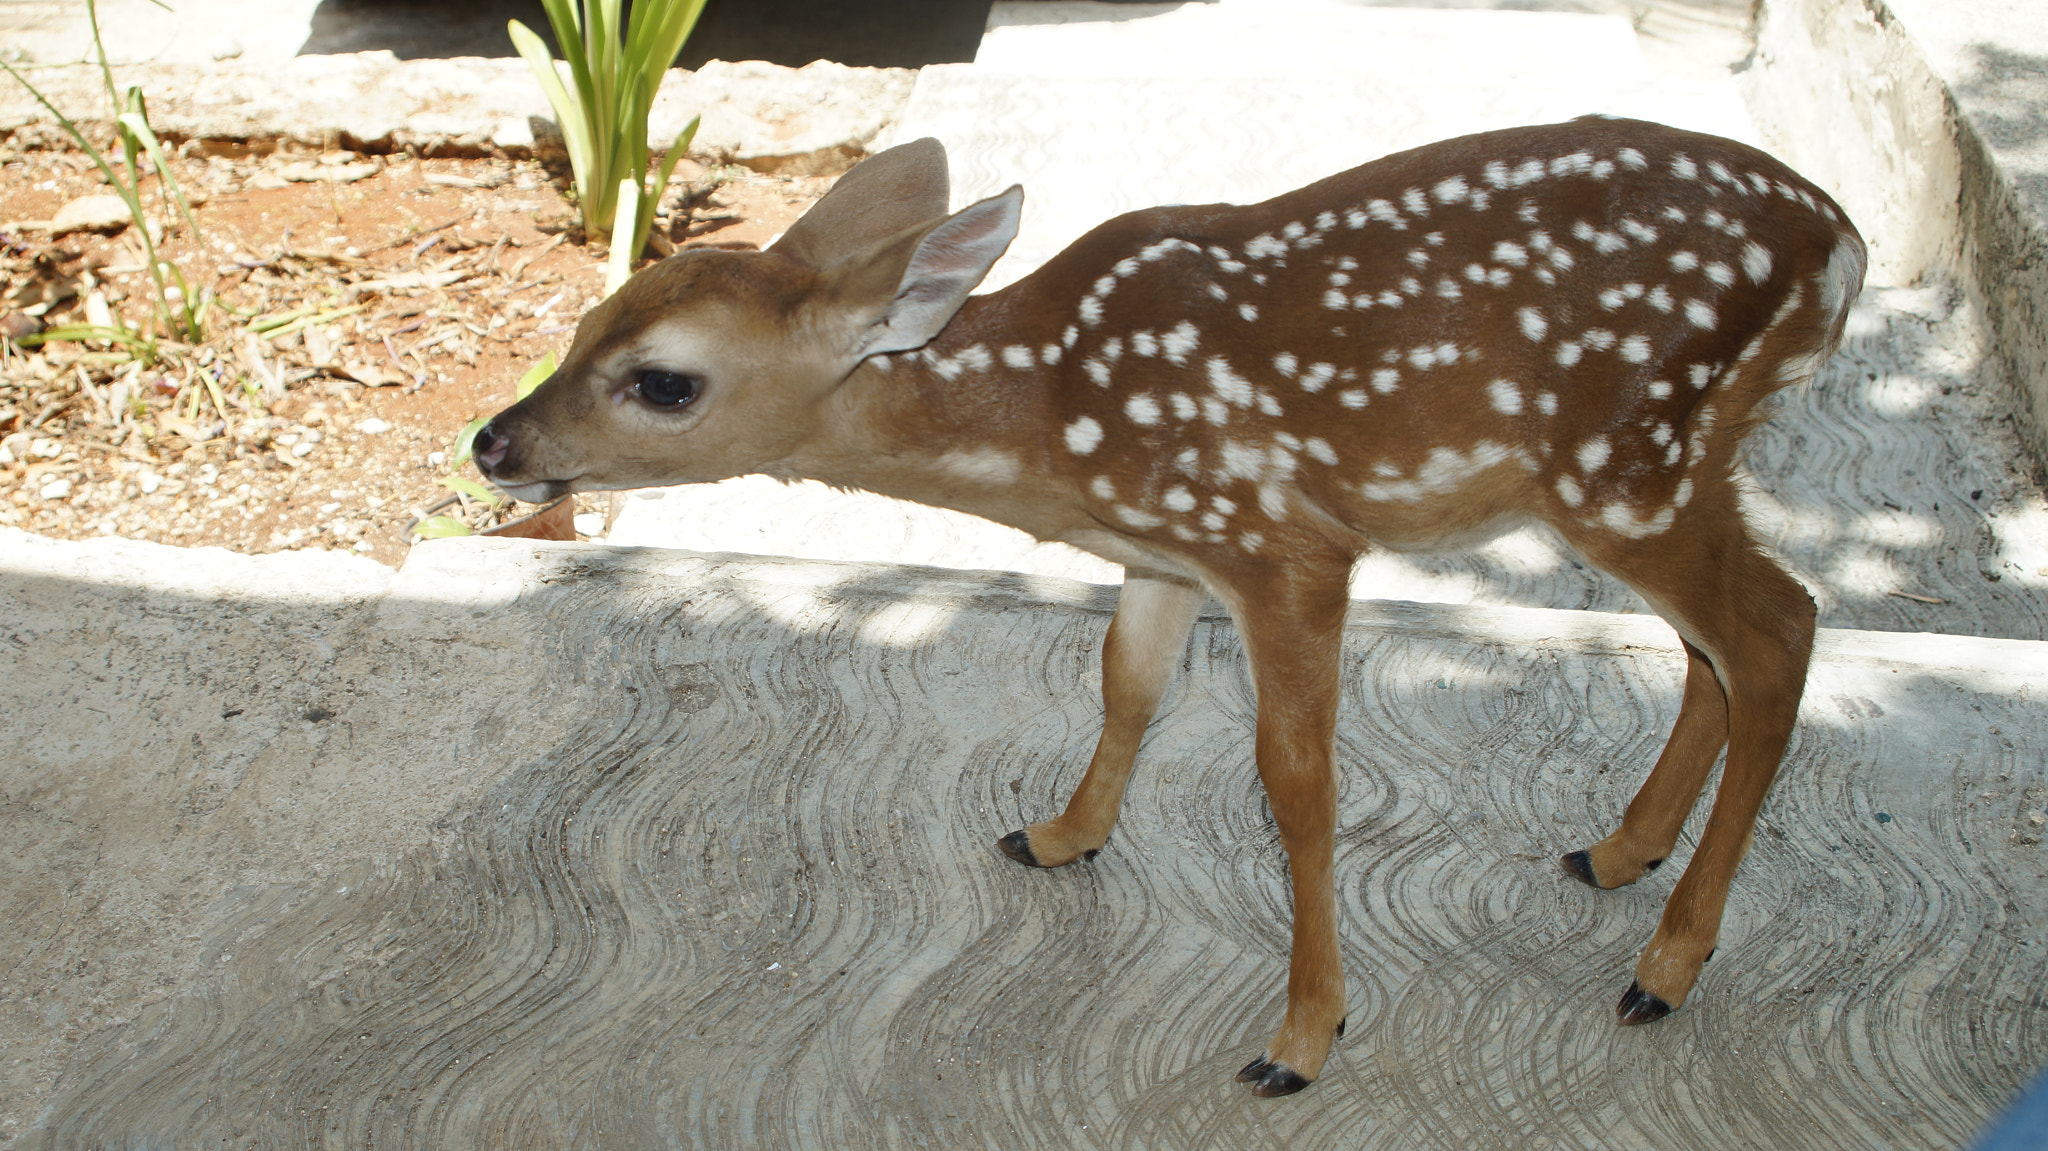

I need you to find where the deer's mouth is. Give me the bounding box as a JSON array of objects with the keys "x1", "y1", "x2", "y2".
[{"x1": 489, "y1": 477, "x2": 573, "y2": 504}]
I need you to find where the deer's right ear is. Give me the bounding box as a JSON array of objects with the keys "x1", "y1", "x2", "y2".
[
  {"x1": 828, "y1": 185, "x2": 1023, "y2": 360},
  {"x1": 770, "y1": 137, "x2": 953, "y2": 268}
]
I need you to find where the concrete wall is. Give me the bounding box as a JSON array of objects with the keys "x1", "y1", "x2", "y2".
[{"x1": 1744, "y1": 0, "x2": 2048, "y2": 469}]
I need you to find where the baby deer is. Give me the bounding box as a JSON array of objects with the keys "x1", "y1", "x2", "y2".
[{"x1": 476, "y1": 117, "x2": 1865, "y2": 1096}]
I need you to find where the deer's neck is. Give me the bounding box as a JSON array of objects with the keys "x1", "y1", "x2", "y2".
[{"x1": 788, "y1": 289, "x2": 1076, "y2": 535}]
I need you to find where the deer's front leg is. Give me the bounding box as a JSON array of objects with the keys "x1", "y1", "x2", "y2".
[
  {"x1": 1229, "y1": 570, "x2": 1350, "y2": 1097},
  {"x1": 999, "y1": 568, "x2": 1201, "y2": 869}
]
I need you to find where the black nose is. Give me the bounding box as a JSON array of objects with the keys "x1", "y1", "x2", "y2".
[{"x1": 473, "y1": 422, "x2": 510, "y2": 472}]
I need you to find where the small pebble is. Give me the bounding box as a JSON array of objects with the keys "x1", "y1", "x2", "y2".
[
  {"x1": 139, "y1": 472, "x2": 162, "y2": 495},
  {"x1": 356, "y1": 417, "x2": 392, "y2": 435},
  {"x1": 292, "y1": 442, "x2": 316, "y2": 458},
  {"x1": 38, "y1": 478, "x2": 73, "y2": 500},
  {"x1": 353, "y1": 540, "x2": 374, "y2": 553},
  {"x1": 427, "y1": 451, "x2": 447, "y2": 467},
  {"x1": 1875, "y1": 812, "x2": 1893, "y2": 824}
]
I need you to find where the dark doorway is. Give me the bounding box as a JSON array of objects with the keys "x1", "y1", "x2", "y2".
[{"x1": 297, "y1": 0, "x2": 996, "y2": 68}]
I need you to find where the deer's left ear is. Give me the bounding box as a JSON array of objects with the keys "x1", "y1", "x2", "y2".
[
  {"x1": 771, "y1": 137, "x2": 954, "y2": 269},
  {"x1": 821, "y1": 186, "x2": 1024, "y2": 361}
]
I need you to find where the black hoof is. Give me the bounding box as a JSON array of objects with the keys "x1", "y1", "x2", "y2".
[
  {"x1": 1236, "y1": 1057, "x2": 1312, "y2": 1097},
  {"x1": 1336, "y1": 1014, "x2": 1347, "y2": 1039},
  {"x1": 1617, "y1": 981, "x2": 1674, "y2": 1026},
  {"x1": 1645, "y1": 857, "x2": 1664, "y2": 872},
  {"x1": 997, "y1": 830, "x2": 1044, "y2": 868},
  {"x1": 1561, "y1": 850, "x2": 1599, "y2": 888}
]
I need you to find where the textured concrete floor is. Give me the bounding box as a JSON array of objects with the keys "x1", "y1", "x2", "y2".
[{"x1": 3, "y1": 537, "x2": 2044, "y2": 1148}]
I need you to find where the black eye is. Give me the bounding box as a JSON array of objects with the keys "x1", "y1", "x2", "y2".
[{"x1": 635, "y1": 369, "x2": 701, "y2": 408}]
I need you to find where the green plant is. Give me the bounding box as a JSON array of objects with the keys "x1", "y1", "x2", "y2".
[
  {"x1": 412, "y1": 352, "x2": 555, "y2": 539},
  {"x1": 1, "y1": 0, "x2": 209, "y2": 348},
  {"x1": 509, "y1": 0, "x2": 705, "y2": 260}
]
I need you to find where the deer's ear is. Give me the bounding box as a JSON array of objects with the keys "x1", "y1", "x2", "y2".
[
  {"x1": 823, "y1": 186, "x2": 1023, "y2": 360},
  {"x1": 770, "y1": 138, "x2": 952, "y2": 269}
]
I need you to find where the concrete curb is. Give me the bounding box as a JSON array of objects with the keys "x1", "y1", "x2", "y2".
[
  {"x1": 1744, "y1": 0, "x2": 2048, "y2": 472},
  {"x1": 0, "y1": 55, "x2": 915, "y2": 172}
]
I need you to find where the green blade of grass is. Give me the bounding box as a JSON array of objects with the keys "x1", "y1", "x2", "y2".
[
  {"x1": 412, "y1": 515, "x2": 475, "y2": 539},
  {"x1": 515, "y1": 350, "x2": 558, "y2": 399},
  {"x1": 117, "y1": 109, "x2": 203, "y2": 247},
  {"x1": 439, "y1": 475, "x2": 509, "y2": 508}
]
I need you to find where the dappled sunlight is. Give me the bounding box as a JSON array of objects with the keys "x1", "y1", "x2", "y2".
[{"x1": 1849, "y1": 507, "x2": 1946, "y2": 550}]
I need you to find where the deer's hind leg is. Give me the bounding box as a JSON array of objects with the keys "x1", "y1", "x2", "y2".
[
  {"x1": 1561, "y1": 638, "x2": 1727, "y2": 891},
  {"x1": 1562, "y1": 488, "x2": 1816, "y2": 1024},
  {"x1": 999, "y1": 568, "x2": 1202, "y2": 869}
]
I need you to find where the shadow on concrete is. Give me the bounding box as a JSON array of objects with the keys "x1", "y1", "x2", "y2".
[
  {"x1": 3, "y1": 541, "x2": 2041, "y2": 1147},
  {"x1": 297, "y1": 0, "x2": 995, "y2": 68}
]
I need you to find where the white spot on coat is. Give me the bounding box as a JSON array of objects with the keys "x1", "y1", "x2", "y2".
[
  {"x1": 1116, "y1": 505, "x2": 1165, "y2": 529},
  {"x1": 1518, "y1": 307, "x2": 1548, "y2": 342},
  {"x1": 1488, "y1": 378, "x2": 1523, "y2": 414},
  {"x1": 1207, "y1": 357, "x2": 1256, "y2": 407},
  {"x1": 1244, "y1": 234, "x2": 1287, "y2": 260},
  {"x1": 1125, "y1": 394, "x2": 1163, "y2": 425},
  {"x1": 1576, "y1": 436, "x2": 1612, "y2": 473},
  {"x1": 1742, "y1": 241, "x2": 1774, "y2": 284},
  {"x1": 1002, "y1": 345, "x2": 1035, "y2": 370},
  {"x1": 1064, "y1": 417, "x2": 1104, "y2": 455}
]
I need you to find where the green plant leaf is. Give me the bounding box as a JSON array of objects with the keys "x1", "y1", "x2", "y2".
[
  {"x1": 412, "y1": 516, "x2": 474, "y2": 539},
  {"x1": 515, "y1": 0, "x2": 705, "y2": 244},
  {"x1": 439, "y1": 475, "x2": 509, "y2": 508},
  {"x1": 605, "y1": 176, "x2": 639, "y2": 296},
  {"x1": 637, "y1": 113, "x2": 700, "y2": 256},
  {"x1": 516, "y1": 351, "x2": 558, "y2": 399},
  {"x1": 509, "y1": 18, "x2": 596, "y2": 211},
  {"x1": 449, "y1": 415, "x2": 491, "y2": 468}
]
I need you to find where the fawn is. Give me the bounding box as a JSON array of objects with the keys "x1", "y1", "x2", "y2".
[{"x1": 475, "y1": 117, "x2": 1866, "y2": 1096}]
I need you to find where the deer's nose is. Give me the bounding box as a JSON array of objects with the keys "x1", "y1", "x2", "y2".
[{"x1": 473, "y1": 422, "x2": 511, "y2": 471}]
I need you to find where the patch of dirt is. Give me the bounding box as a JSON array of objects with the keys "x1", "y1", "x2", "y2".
[{"x1": 0, "y1": 139, "x2": 832, "y2": 566}]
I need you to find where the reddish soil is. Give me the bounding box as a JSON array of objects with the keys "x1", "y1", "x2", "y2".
[{"x1": 0, "y1": 142, "x2": 830, "y2": 565}]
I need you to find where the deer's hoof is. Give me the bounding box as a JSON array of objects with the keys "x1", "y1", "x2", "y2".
[
  {"x1": 1560, "y1": 850, "x2": 1599, "y2": 888},
  {"x1": 1617, "y1": 981, "x2": 1674, "y2": 1025},
  {"x1": 996, "y1": 830, "x2": 1044, "y2": 867},
  {"x1": 1236, "y1": 1056, "x2": 1313, "y2": 1097}
]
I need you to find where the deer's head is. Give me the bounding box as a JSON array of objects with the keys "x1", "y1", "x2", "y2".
[{"x1": 474, "y1": 138, "x2": 1021, "y2": 502}]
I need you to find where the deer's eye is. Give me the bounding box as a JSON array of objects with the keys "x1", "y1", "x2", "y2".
[{"x1": 634, "y1": 369, "x2": 701, "y2": 408}]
